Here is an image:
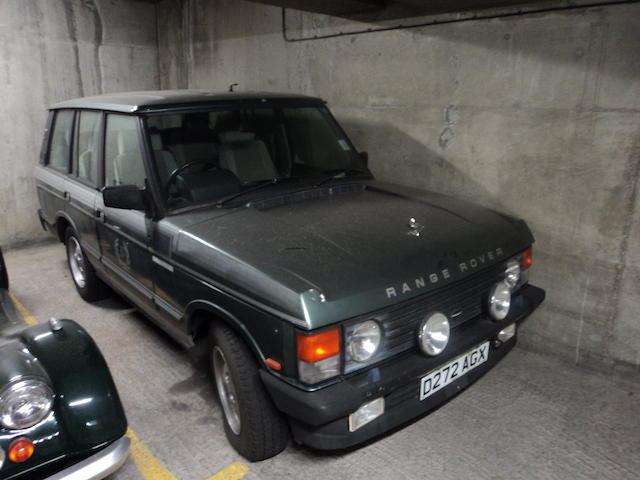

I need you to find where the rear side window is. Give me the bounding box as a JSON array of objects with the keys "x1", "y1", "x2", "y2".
[
  {"x1": 104, "y1": 115, "x2": 146, "y2": 189},
  {"x1": 48, "y1": 110, "x2": 74, "y2": 172},
  {"x1": 74, "y1": 111, "x2": 101, "y2": 185}
]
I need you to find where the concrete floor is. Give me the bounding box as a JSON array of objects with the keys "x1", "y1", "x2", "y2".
[{"x1": 4, "y1": 241, "x2": 640, "y2": 480}]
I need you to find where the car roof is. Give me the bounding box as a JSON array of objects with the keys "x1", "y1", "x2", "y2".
[{"x1": 49, "y1": 90, "x2": 325, "y2": 113}]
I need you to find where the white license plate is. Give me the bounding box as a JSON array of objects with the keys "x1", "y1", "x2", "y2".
[{"x1": 419, "y1": 342, "x2": 490, "y2": 401}]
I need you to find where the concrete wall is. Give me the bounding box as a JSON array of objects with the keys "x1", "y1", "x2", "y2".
[
  {"x1": 0, "y1": 0, "x2": 159, "y2": 247},
  {"x1": 156, "y1": 0, "x2": 640, "y2": 371}
]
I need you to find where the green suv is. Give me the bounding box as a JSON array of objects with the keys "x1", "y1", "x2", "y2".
[{"x1": 35, "y1": 90, "x2": 545, "y2": 461}]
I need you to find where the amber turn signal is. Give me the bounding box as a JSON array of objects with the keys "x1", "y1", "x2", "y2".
[
  {"x1": 8, "y1": 438, "x2": 34, "y2": 463},
  {"x1": 297, "y1": 328, "x2": 341, "y2": 363},
  {"x1": 265, "y1": 358, "x2": 282, "y2": 371},
  {"x1": 522, "y1": 247, "x2": 533, "y2": 270}
]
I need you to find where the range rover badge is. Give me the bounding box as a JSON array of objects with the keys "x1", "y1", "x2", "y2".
[{"x1": 408, "y1": 218, "x2": 424, "y2": 237}]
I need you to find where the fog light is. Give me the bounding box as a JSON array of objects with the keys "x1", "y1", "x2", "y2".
[
  {"x1": 497, "y1": 323, "x2": 516, "y2": 342},
  {"x1": 349, "y1": 397, "x2": 384, "y2": 432},
  {"x1": 488, "y1": 281, "x2": 511, "y2": 321},
  {"x1": 418, "y1": 312, "x2": 450, "y2": 356}
]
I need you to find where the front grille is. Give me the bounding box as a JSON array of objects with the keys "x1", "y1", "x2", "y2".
[{"x1": 348, "y1": 262, "x2": 506, "y2": 370}]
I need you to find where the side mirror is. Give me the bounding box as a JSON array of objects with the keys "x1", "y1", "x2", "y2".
[
  {"x1": 359, "y1": 151, "x2": 369, "y2": 167},
  {"x1": 103, "y1": 185, "x2": 148, "y2": 211}
]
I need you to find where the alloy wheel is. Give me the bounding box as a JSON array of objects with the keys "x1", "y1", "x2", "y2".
[
  {"x1": 213, "y1": 346, "x2": 242, "y2": 435},
  {"x1": 67, "y1": 237, "x2": 86, "y2": 289}
]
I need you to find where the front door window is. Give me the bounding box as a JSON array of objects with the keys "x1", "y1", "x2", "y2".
[
  {"x1": 105, "y1": 115, "x2": 146, "y2": 188},
  {"x1": 74, "y1": 111, "x2": 101, "y2": 185}
]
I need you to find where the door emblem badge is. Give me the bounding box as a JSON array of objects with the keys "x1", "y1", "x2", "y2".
[
  {"x1": 114, "y1": 238, "x2": 131, "y2": 267},
  {"x1": 407, "y1": 217, "x2": 424, "y2": 237}
]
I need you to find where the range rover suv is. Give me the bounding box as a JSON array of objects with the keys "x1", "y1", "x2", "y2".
[{"x1": 35, "y1": 90, "x2": 545, "y2": 461}]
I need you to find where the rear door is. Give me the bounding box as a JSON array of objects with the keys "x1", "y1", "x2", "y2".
[
  {"x1": 95, "y1": 114, "x2": 155, "y2": 312},
  {"x1": 63, "y1": 110, "x2": 103, "y2": 263},
  {"x1": 35, "y1": 110, "x2": 74, "y2": 229}
]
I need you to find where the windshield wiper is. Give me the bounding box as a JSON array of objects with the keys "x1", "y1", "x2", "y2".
[
  {"x1": 313, "y1": 169, "x2": 365, "y2": 188},
  {"x1": 216, "y1": 178, "x2": 281, "y2": 207}
]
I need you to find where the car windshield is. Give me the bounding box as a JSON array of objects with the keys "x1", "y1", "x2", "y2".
[{"x1": 145, "y1": 105, "x2": 367, "y2": 210}]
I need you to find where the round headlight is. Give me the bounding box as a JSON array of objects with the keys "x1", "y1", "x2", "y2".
[
  {"x1": 347, "y1": 320, "x2": 381, "y2": 363},
  {"x1": 504, "y1": 260, "x2": 521, "y2": 289},
  {"x1": 0, "y1": 379, "x2": 53, "y2": 430},
  {"x1": 418, "y1": 312, "x2": 450, "y2": 356},
  {"x1": 488, "y1": 281, "x2": 511, "y2": 321}
]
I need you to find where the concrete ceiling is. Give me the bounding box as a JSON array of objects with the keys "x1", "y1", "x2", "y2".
[
  {"x1": 248, "y1": 0, "x2": 556, "y2": 19},
  {"x1": 251, "y1": 0, "x2": 385, "y2": 16}
]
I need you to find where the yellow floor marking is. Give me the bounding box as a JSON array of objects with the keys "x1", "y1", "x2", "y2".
[
  {"x1": 127, "y1": 428, "x2": 178, "y2": 480},
  {"x1": 9, "y1": 291, "x2": 249, "y2": 480},
  {"x1": 208, "y1": 462, "x2": 250, "y2": 480},
  {"x1": 8, "y1": 291, "x2": 39, "y2": 325}
]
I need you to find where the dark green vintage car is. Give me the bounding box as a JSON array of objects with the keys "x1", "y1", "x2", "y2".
[
  {"x1": 0, "y1": 249, "x2": 129, "y2": 479},
  {"x1": 34, "y1": 90, "x2": 545, "y2": 461}
]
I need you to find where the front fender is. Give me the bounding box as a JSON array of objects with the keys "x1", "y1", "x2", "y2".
[
  {"x1": 185, "y1": 299, "x2": 267, "y2": 361},
  {"x1": 19, "y1": 320, "x2": 127, "y2": 453}
]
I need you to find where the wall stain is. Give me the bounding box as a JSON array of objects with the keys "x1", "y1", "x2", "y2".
[
  {"x1": 62, "y1": 0, "x2": 84, "y2": 97},
  {"x1": 29, "y1": 0, "x2": 50, "y2": 105},
  {"x1": 82, "y1": 0, "x2": 104, "y2": 94},
  {"x1": 603, "y1": 131, "x2": 640, "y2": 359},
  {"x1": 438, "y1": 104, "x2": 458, "y2": 150},
  {"x1": 2, "y1": 32, "x2": 10, "y2": 86},
  {"x1": 438, "y1": 126, "x2": 455, "y2": 150}
]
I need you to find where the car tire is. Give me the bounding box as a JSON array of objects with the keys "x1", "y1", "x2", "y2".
[
  {"x1": 65, "y1": 228, "x2": 109, "y2": 302},
  {"x1": 210, "y1": 323, "x2": 290, "y2": 461}
]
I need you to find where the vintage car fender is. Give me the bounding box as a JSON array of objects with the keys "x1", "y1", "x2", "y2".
[{"x1": 16, "y1": 319, "x2": 127, "y2": 452}]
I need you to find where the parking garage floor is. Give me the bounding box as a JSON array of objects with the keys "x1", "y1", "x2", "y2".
[{"x1": 4, "y1": 241, "x2": 640, "y2": 480}]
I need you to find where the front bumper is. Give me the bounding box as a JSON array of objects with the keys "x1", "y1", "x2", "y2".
[
  {"x1": 46, "y1": 436, "x2": 130, "y2": 480},
  {"x1": 262, "y1": 283, "x2": 545, "y2": 450}
]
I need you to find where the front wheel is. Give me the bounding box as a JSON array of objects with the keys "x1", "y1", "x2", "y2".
[
  {"x1": 65, "y1": 228, "x2": 109, "y2": 302},
  {"x1": 210, "y1": 323, "x2": 290, "y2": 461}
]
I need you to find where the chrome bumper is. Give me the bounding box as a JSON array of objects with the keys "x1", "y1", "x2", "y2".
[{"x1": 47, "y1": 436, "x2": 130, "y2": 480}]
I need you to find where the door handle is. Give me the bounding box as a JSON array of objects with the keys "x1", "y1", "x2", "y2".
[
  {"x1": 63, "y1": 191, "x2": 70, "y2": 201},
  {"x1": 94, "y1": 209, "x2": 105, "y2": 222}
]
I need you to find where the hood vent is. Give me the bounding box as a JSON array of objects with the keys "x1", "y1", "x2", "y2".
[{"x1": 248, "y1": 183, "x2": 366, "y2": 211}]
